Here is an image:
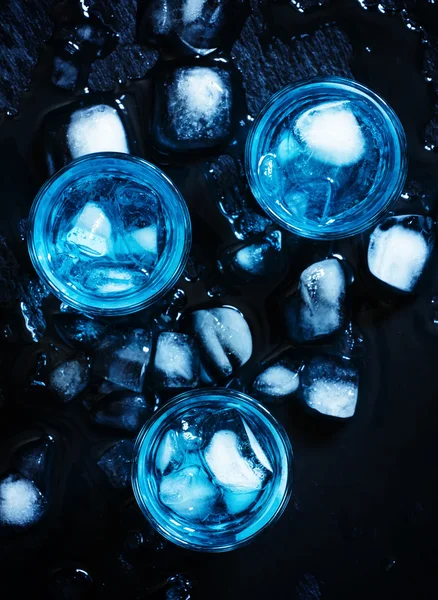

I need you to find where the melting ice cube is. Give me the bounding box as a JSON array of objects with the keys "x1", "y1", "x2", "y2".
[
  {"x1": 49, "y1": 356, "x2": 90, "y2": 402},
  {"x1": 156, "y1": 430, "x2": 184, "y2": 474},
  {"x1": 0, "y1": 473, "x2": 46, "y2": 527},
  {"x1": 90, "y1": 391, "x2": 154, "y2": 434},
  {"x1": 94, "y1": 330, "x2": 152, "y2": 393},
  {"x1": 203, "y1": 412, "x2": 272, "y2": 493},
  {"x1": 294, "y1": 101, "x2": 366, "y2": 167},
  {"x1": 97, "y1": 440, "x2": 134, "y2": 489},
  {"x1": 154, "y1": 332, "x2": 200, "y2": 388},
  {"x1": 67, "y1": 104, "x2": 130, "y2": 159},
  {"x1": 367, "y1": 215, "x2": 435, "y2": 292},
  {"x1": 302, "y1": 357, "x2": 359, "y2": 419},
  {"x1": 66, "y1": 202, "x2": 113, "y2": 258},
  {"x1": 191, "y1": 306, "x2": 252, "y2": 378},
  {"x1": 252, "y1": 362, "x2": 300, "y2": 401},
  {"x1": 286, "y1": 258, "x2": 346, "y2": 342},
  {"x1": 159, "y1": 465, "x2": 219, "y2": 521}
]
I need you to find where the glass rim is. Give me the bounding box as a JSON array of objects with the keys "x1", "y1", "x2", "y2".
[
  {"x1": 131, "y1": 387, "x2": 294, "y2": 552},
  {"x1": 244, "y1": 76, "x2": 408, "y2": 240},
  {"x1": 27, "y1": 152, "x2": 192, "y2": 316}
]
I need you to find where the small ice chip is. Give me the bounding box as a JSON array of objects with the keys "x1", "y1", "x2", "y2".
[
  {"x1": 159, "y1": 465, "x2": 219, "y2": 521},
  {"x1": 66, "y1": 202, "x2": 113, "y2": 258},
  {"x1": 294, "y1": 101, "x2": 366, "y2": 167},
  {"x1": 368, "y1": 215, "x2": 434, "y2": 292},
  {"x1": 0, "y1": 474, "x2": 46, "y2": 527},
  {"x1": 67, "y1": 104, "x2": 130, "y2": 159},
  {"x1": 253, "y1": 364, "x2": 300, "y2": 399}
]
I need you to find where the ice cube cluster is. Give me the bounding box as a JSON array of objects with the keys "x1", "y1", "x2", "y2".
[
  {"x1": 156, "y1": 407, "x2": 273, "y2": 523},
  {"x1": 51, "y1": 176, "x2": 165, "y2": 301}
]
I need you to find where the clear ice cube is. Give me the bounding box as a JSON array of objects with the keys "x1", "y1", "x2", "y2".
[
  {"x1": 49, "y1": 356, "x2": 90, "y2": 402},
  {"x1": 90, "y1": 391, "x2": 154, "y2": 434},
  {"x1": 302, "y1": 357, "x2": 359, "y2": 419},
  {"x1": 191, "y1": 306, "x2": 252, "y2": 378},
  {"x1": 153, "y1": 65, "x2": 233, "y2": 151},
  {"x1": 67, "y1": 104, "x2": 130, "y2": 159},
  {"x1": 0, "y1": 473, "x2": 46, "y2": 527},
  {"x1": 159, "y1": 465, "x2": 219, "y2": 521},
  {"x1": 154, "y1": 332, "x2": 200, "y2": 388},
  {"x1": 222, "y1": 489, "x2": 259, "y2": 515},
  {"x1": 94, "y1": 329, "x2": 152, "y2": 393},
  {"x1": 12, "y1": 435, "x2": 55, "y2": 491},
  {"x1": 367, "y1": 215, "x2": 435, "y2": 292},
  {"x1": 97, "y1": 440, "x2": 134, "y2": 489},
  {"x1": 53, "y1": 313, "x2": 108, "y2": 349},
  {"x1": 286, "y1": 258, "x2": 347, "y2": 342}
]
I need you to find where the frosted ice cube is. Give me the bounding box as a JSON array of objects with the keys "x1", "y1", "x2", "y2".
[
  {"x1": 49, "y1": 357, "x2": 90, "y2": 402},
  {"x1": 367, "y1": 215, "x2": 435, "y2": 292},
  {"x1": 154, "y1": 332, "x2": 199, "y2": 388},
  {"x1": 94, "y1": 330, "x2": 152, "y2": 393},
  {"x1": 192, "y1": 306, "x2": 252, "y2": 377},
  {"x1": 253, "y1": 363, "x2": 300, "y2": 400},
  {"x1": 204, "y1": 416, "x2": 272, "y2": 494},
  {"x1": 156, "y1": 430, "x2": 184, "y2": 473},
  {"x1": 97, "y1": 440, "x2": 134, "y2": 489},
  {"x1": 66, "y1": 202, "x2": 113, "y2": 258},
  {"x1": 0, "y1": 474, "x2": 46, "y2": 527},
  {"x1": 159, "y1": 465, "x2": 219, "y2": 521},
  {"x1": 302, "y1": 357, "x2": 359, "y2": 419},
  {"x1": 67, "y1": 104, "x2": 130, "y2": 159},
  {"x1": 182, "y1": 0, "x2": 206, "y2": 24},
  {"x1": 294, "y1": 101, "x2": 366, "y2": 167},
  {"x1": 286, "y1": 258, "x2": 346, "y2": 342}
]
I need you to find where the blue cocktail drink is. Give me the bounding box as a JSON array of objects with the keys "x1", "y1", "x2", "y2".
[
  {"x1": 132, "y1": 388, "x2": 293, "y2": 552},
  {"x1": 245, "y1": 77, "x2": 407, "y2": 240},
  {"x1": 28, "y1": 153, "x2": 191, "y2": 316}
]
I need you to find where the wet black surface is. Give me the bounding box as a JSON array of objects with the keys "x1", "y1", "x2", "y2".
[{"x1": 1, "y1": 0, "x2": 438, "y2": 599}]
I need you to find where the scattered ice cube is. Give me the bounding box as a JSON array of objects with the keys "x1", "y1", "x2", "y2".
[
  {"x1": 94, "y1": 329, "x2": 151, "y2": 393},
  {"x1": 252, "y1": 362, "x2": 300, "y2": 401},
  {"x1": 49, "y1": 356, "x2": 90, "y2": 402},
  {"x1": 367, "y1": 215, "x2": 435, "y2": 292},
  {"x1": 159, "y1": 465, "x2": 219, "y2": 521},
  {"x1": 49, "y1": 566, "x2": 95, "y2": 599},
  {"x1": 294, "y1": 101, "x2": 366, "y2": 166},
  {"x1": 12, "y1": 435, "x2": 55, "y2": 490},
  {"x1": 191, "y1": 306, "x2": 252, "y2": 377},
  {"x1": 223, "y1": 490, "x2": 259, "y2": 515},
  {"x1": 166, "y1": 574, "x2": 193, "y2": 600},
  {"x1": 67, "y1": 104, "x2": 130, "y2": 159},
  {"x1": 97, "y1": 440, "x2": 134, "y2": 489},
  {"x1": 53, "y1": 313, "x2": 108, "y2": 349},
  {"x1": 66, "y1": 202, "x2": 113, "y2": 258},
  {"x1": 286, "y1": 258, "x2": 346, "y2": 342},
  {"x1": 0, "y1": 473, "x2": 46, "y2": 527},
  {"x1": 90, "y1": 391, "x2": 154, "y2": 434},
  {"x1": 154, "y1": 332, "x2": 200, "y2": 389},
  {"x1": 219, "y1": 231, "x2": 286, "y2": 282},
  {"x1": 204, "y1": 411, "x2": 272, "y2": 493},
  {"x1": 302, "y1": 357, "x2": 359, "y2": 419},
  {"x1": 154, "y1": 66, "x2": 233, "y2": 151},
  {"x1": 156, "y1": 430, "x2": 184, "y2": 474}
]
